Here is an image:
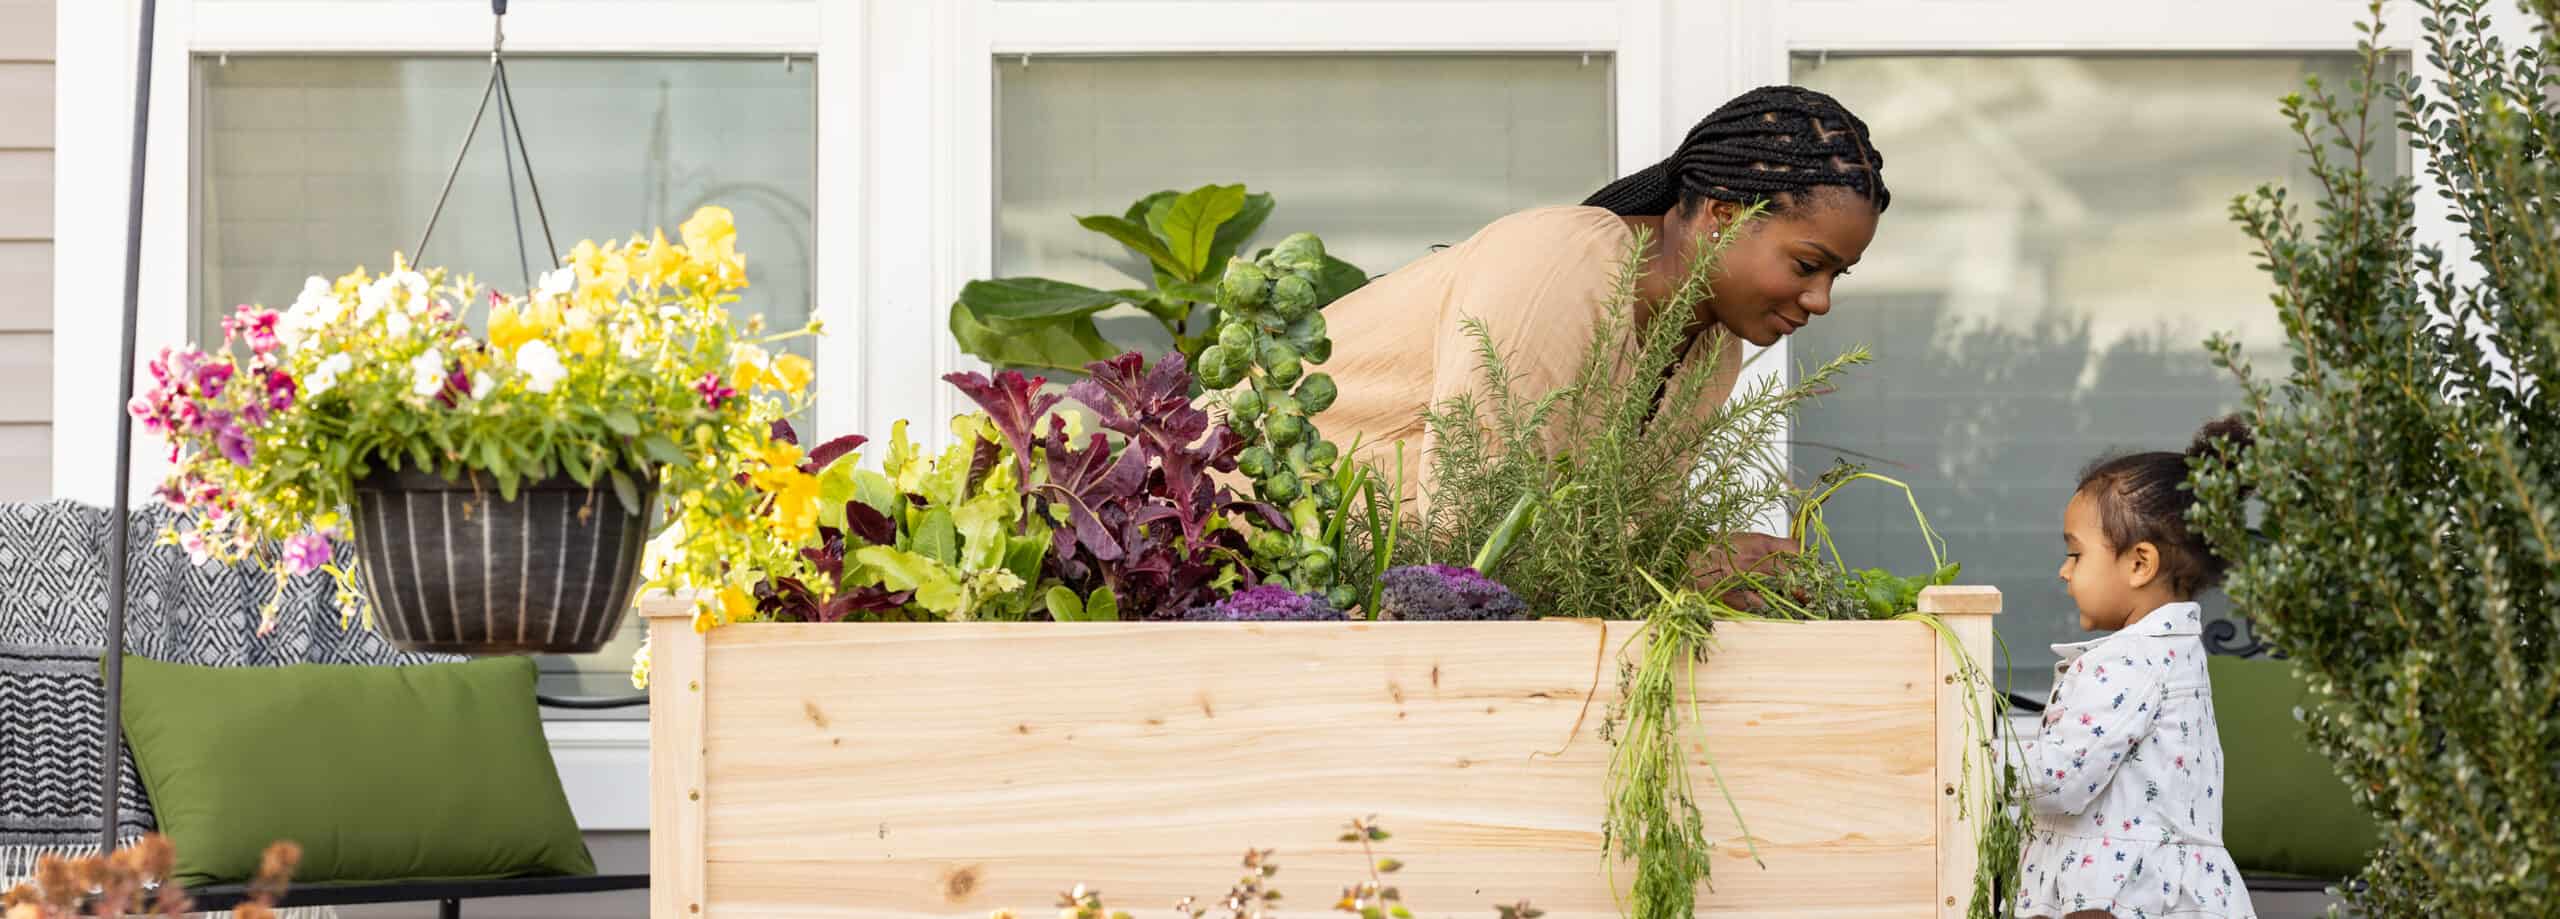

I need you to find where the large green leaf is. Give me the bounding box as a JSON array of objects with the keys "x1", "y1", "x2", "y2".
[
  {"x1": 912, "y1": 507, "x2": 960, "y2": 567},
  {"x1": 956, "y1": 278, "x2": 1137, "y2": 333},
  {"x1": 1313, "y1": 254, "x2": 1371, "y2": 307},
  {"x1": 1075, "y1": 216, "x2": 1187, "y2": 279},
  {"x1": 949, "y1": 299, "x2": 1121, "y2": 375},
  {"x1": 1123, "y1": 190, "x2": 1177, "y2": 227},
  {"x1": 1161, "y1": 185, "x2": 1249, "y2": 279},
  {"x1": 1202, "y1": 192, "x2": 1275, "y2": 279},
  {"x1": 853, "y1": 546, "x2": 962, "y2": 613}
]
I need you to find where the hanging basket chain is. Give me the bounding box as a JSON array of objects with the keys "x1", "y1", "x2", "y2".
[{"x1": 410, "y1": 0, "x2": 557, "y2": 291}]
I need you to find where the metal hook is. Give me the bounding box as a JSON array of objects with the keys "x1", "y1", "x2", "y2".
[
  {"x1": 782, "y1": 54, "x2": 796, "y2": 73},
  {"x1": 217, "y1": 52, "x2": 228, "y2": 67},
  {"x1": 1019, "y1": 53, "x2": 1032, "y2": 70},
  {"x1": 1581, "y1": 52, "x2": 1592, "y2": 68}
]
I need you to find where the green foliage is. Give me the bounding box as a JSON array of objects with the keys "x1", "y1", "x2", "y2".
[
  {"x1": 948, "y1": 184, "x2": 1366, "y2": 376},
  {"x1": 1399, "y1": 220, "x2": 1866, "y2": 618},
  {"x1": 1204, "y1": 233, "x2": 1365, "y2": 607},
  {"x1": 2193, "y1": 2, "x2": 2560, "y2": 914}
]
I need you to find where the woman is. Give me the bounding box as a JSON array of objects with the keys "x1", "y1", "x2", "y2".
[{"x1": 1316, "y1": 84, "x2": 1890, "y2": 575}]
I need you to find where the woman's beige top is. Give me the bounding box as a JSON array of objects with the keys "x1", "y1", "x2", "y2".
[{"x1": 1316, "y1": 205, "x2": 1745, "y2": 513}]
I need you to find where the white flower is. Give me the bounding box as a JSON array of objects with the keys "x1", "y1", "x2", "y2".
[
  {"x1": 515, "y1": 339, "x2": 566, "y2": 394},
  {"x1": 357, "y1": 277, "x2": 392, "y2": 324},
  {"x1": 305, "y1": 353, "x2": 353, "y2": 395},
  {"x1": 409, "y1": 347, "x2": 448, "y2": 398},
  {"x1": 390, "y1": 269, "x2": 429, "y2": 312},
  {"x1": 279, "y1": 277, "x2": 342, "y2": 351},
  {"x1": 537, "y1": 267, "x2": 576, "y2": 303},
  {"x1": 385, "y1": 309, "x2": 413, "y2": 339},
  {"x1": 471, "y1": 372, "x2": 496, "y2": 401}
]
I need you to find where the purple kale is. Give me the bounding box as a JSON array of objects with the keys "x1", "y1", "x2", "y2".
[
  {"x1": 1378, "y1": 565, "x2": 1529, "y2": 621},
  {"x1": 1029, "y1": 351, "x2": 1284, "y2": 621},
  {"x1": 1182, "y1": 584, "x2": 1345, "y2": 622}
]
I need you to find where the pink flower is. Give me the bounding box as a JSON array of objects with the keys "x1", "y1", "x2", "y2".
[
  {"x1": 192, "y1": 361, "x2": 234, "y2": 398},
  {"x1": 175, "y1": 401, "x2": 207, "y2": 434},
  {"x1": 281, "y1": 533, "x2": 333, "y2": 576},
  {"x1": 152, "y1": 482, "x2": 187, "y2": 511},
  {"x1": 130, "y1": 396, "x2": 171, "y2": 436},
  {"x1": 178, "y1": 529, "x2": 212, "y2": 564},
  {"x1": 264, "y1": 369, "x2": 297, "y2": 412},
  {"x1": 694, "y1": 372, "x2": 736, "y2": 409},
  {"x1": 213, "y1": 414, "x2": 253, "y2": 466}
]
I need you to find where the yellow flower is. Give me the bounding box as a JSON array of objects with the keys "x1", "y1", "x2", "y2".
[
  {"x1": 568, "y1": 239, "x2": 631, "y2": 298},
  {"x1": 773, "y1": 353, "x2": 814, "y2": 394},
  {"x1": 690, "y1": 602, "x2": 717, "y2": 634},
  {"x1": 680, "y1": 206, "x2": 745, "y2": 286},
  {"x1": 488, "y1": 302, "x2": 537, "y2": 354},
  {"x1": 730, "y1": 344, "x2": 776, "y2": 392},
  {"x1": 772, "y1": 472, "x2": 822, "y2": 544},
  {"x1": 561, "y1": 305, "x2": 605, "y2": 357},
  {"x1": 631, "y1": 228, "x2": 687, "y2": 286}
]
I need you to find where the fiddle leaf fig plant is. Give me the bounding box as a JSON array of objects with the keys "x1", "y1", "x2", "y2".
[{"x1": 949, "y1": 183, "x2": 1366, "y2": 375}]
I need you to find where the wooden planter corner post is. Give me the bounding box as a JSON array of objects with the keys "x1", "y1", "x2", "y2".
[
  {"x1": 1920, "y1": 584, "x2": 2003, "y2": 919},
  {"x1": 643, "y1": 594, "x2": 707, "y2": 919},
  {"x1": 648, "y1": 588, "x2": 2004, "y2": 918}
]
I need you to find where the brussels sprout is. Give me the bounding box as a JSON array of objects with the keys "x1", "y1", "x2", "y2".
[
  {"x1": 1299, "y1": 550, "x2": 1335, "y2": 582},
  {"x1": 1197, "y1": 344, "x2": 1244, "y2": 389},
  {"x1": 1295, "y1": 373, "x2": 1338, "y2": 414},
  {"x1": 1227, "y1": 416, "x2": 1260, "y2": 442},
  {"x1": 1261, "y1": 475, "x2": 1302, "y2": 503},
  {"x1": 1325, "y1": 585, "x2": 1359, "y2": 610},
  {"x1": 1302, "y1": 338, "x2": 1333, "y2": 364},
  {"x1": 1227, "y1": 387, "x2": 1266, "y2": 423},
  {"x1": 1249, "y1": 530, "x2": 1293, "y2": 559},
  {"x1": 1220, "y1": 259, "x2": 1269, "y2": 307},
  {"x1": 1237, "y1": 445, "x2": 1273, "y2": 479},
  {"x1": 1258, "y1": 341, "x2": 1304, "y2": 386},
  {"x1": 1284, "y1": 312, "x2": 1328, "y2": 350},
  {"x1": 1264, "y1": 390, "x2": 1302, "y2": 419},
  {"x1": 1307, "y1": 441, "x2": 1339, "y2": 468},
  {"x1": 1270, "y1": 274, "x2": 1319, "y2": 318},
  {"x1": 1271, "y1": 232, "x2": 1326, "y2": 272},
  {"x1": 1218, "y1": 321, "x2": 1255, "y2": 354},
  {"x1": 1311, "y1": 481, "x2": 1340, "y2": 506},
  {"x1": 1266, "y1": 413, "x2": 1306, "y2": 447}
]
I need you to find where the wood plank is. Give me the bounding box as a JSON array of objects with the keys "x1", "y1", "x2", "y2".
[
  {"x1": 647, "y1": 603, "x2": 710, "y2": 919},
  {"x1": 0, "y1": 423, "x2": 46, "y2": 501},
  {"x1": 0, "y1": 241, "x2": 46, "y2": 331},
  {"x1": 0, "y1": 151, "x2": 47, "y2": 239},
  {"x1": 1922, "y1": 586, "x2": 2003, "y2": 919},
  {"x1": 0, "y1": 332, "x2": 46, "y2": 423},
  {"x1": 691, "y1": 619, "x2": 1944, "y2": 918},
  {"x1": 0, "y1": 0, "x2": 51, "y2": 62},
  {"x1": 0, "y1": 63, "x2": 48, "y2": 147}
]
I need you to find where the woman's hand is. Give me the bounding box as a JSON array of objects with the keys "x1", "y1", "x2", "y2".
[{"x1": 1692, "y1": 533, "x2": 1802, "y2": 609}]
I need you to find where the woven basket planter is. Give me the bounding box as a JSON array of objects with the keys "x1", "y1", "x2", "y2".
[{"x1": 349, "y1": 467, "x2": 656, "y2": 655}]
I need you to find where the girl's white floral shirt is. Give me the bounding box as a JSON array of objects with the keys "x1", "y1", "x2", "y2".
[{"x1": 2014, "y1": 601, "x2": 2258, "y2": 919}]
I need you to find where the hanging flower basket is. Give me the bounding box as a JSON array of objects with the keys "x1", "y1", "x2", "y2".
[
  {"x1": 348, "y1": 467, "x2": 656, "y2": 654},
  {"x1": 130, "y1": 206, "x2": 818, "y2": 656}
]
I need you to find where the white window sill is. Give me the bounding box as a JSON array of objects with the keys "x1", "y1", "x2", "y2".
[{"x1": 545, "y1": 719, "x2": 649, "y2": 832}]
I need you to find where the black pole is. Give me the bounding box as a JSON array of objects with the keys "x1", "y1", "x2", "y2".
[{"x1": 100, "y1": 0, "x2": 161, "y2": 856}]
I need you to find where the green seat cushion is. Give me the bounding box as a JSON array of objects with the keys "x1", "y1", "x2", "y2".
[
  {"x1": 2209, "y1": 654, "x2": 2381, "y2": 879},
  {"x1": 118, "y1": 654, "x2": 595, "y2": 887}
]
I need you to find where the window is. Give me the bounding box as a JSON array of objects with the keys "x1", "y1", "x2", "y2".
[
  {"x1": 995, "y1": 53, "x2": 1616, "y2": 353},
  {"x1": 1785, "y1": 53, "x2": 2404, "y2": 697},
  {"x1": 194, "y1": 54, "x2": 817, "y2": 704}
]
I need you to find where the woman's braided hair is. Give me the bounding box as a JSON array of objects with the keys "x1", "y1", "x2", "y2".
[{"x1": 1586, "y1": 84, "x2": 1890, "y2": 217}]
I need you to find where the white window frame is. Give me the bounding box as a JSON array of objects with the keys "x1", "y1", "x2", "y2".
[{"x1": 52, "y1": 0, "x2": 862, "y2": 834}]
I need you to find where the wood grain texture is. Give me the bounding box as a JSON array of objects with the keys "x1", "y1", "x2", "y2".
[
  {"x1": 1921, "y1": 586, "x2": 2003, "y2": 917},
  {"x1": 650, "y1": 611, "x2": 2008, "y2": 918},
  {"x1": 647, "y1": 602, "x2": 710, "y2": 919}
]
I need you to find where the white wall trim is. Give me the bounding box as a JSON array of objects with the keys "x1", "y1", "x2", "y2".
[
  {"x1": 543, "y1": 719, "x2": 650, "y2": 831},
  {"x1": 189, "y1": 1, "x2": 821, "y2": 54},
  {"x1": 986, "y1": 1, "x2": 1618, "y2": 54},
  {"x1": 1783, "y1": 0, "x2": 2415, "y2": 51}
]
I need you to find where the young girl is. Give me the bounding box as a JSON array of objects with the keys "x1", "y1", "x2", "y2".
[{"x1": 2016, "y1": 416, "x2": 2258, "y2": 919}]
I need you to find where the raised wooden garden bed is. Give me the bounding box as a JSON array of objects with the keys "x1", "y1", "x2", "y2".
[{"x1": 644, "y1": 586, "x2": 2000, "y2": 918}]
